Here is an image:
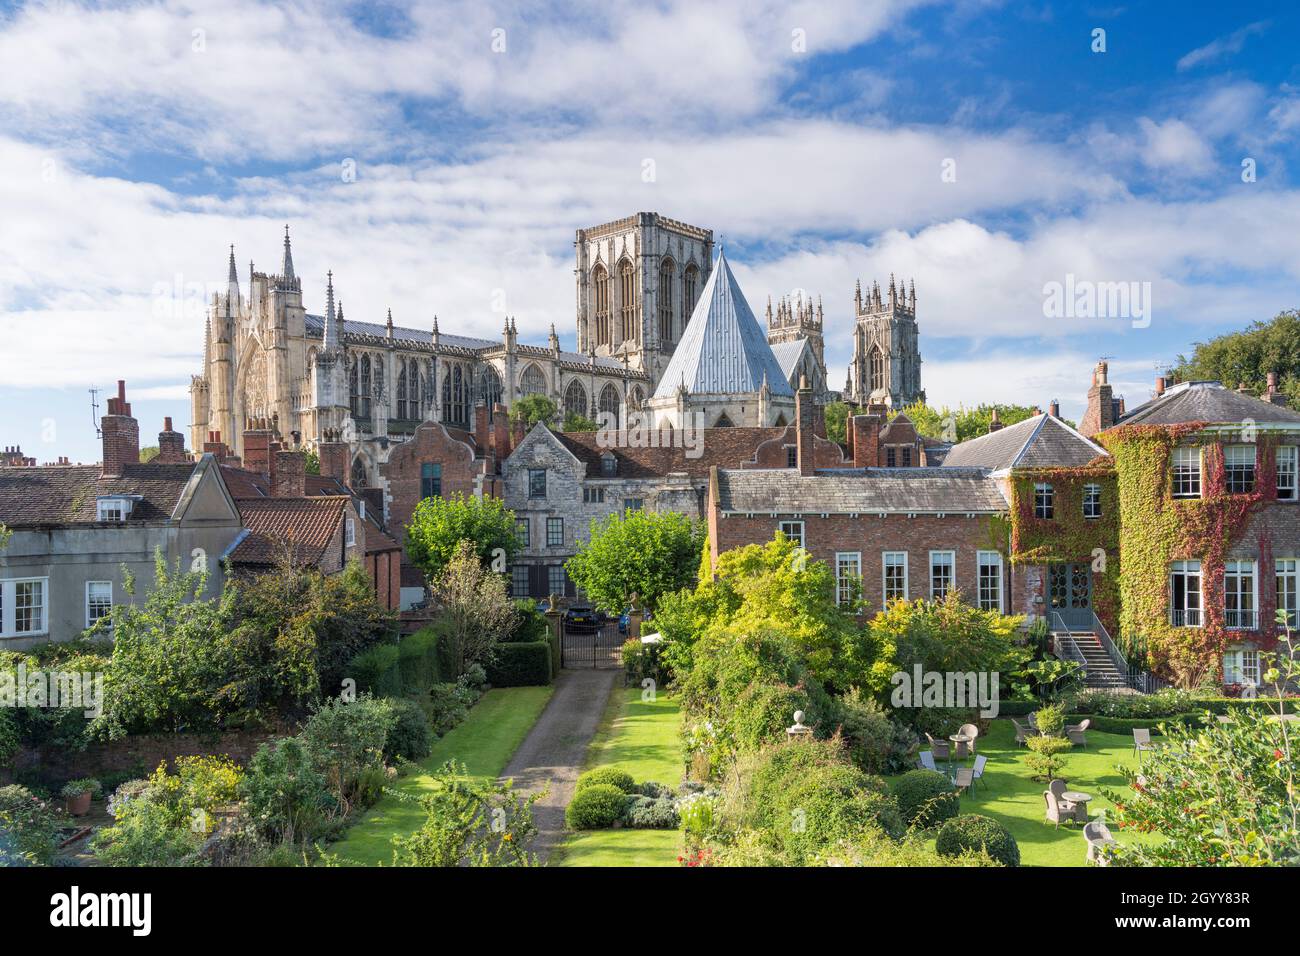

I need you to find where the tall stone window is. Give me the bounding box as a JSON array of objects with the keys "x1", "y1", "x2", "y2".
[
  {"x1": 684, "y1": 264, "x2": 699, "y2": 317},
  {"x1": 479, "y1": 364, "x2": 503, "y2": 418},
  {"x1": 618, "y1": 258, "x2": 636, "y2": 343},
  {"x1": 869, "y1": 345, "x2": 885, "y2": 393},
  {"x1": 396, "y1": 364, "x2": 409, "y2": 419},
  {"x1": 521, "y1": 363, "x2": 546, "y2": 397},
  {"x1": 593, "y1": 264, "x2": 610, "y2": 347},
  {"x1": 564, "y1": 379, "x2": 588, "y2": 419},
  {"x1": 359, "y1": 355, "x2": 372, "y2": 419},
  {"x1": 349, "y1": 360, "x2": 360, "y2": 417},
  {"x1": 442, "y1": 363, "x2": 468, "y2": 427},
  {"x1": 599, "y1": 383, "x2": 621, "y2": 429},
  {"x1": 658, "y1": 258, "x2": 675, "y2": 343}
]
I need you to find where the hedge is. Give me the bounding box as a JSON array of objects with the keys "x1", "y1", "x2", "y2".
[
  {"x1": 398, "y1": 628, "x2": 440, "y2": 695},
  {"x1": 485, "y1": 642, "x2": 552, "y2": 687},
  {"x1": 1064, "y1": 714, "x2": 1198, "y2": 735},
  {"x1": 349, "y1": 644, "x2": 402, "y2": 697}
]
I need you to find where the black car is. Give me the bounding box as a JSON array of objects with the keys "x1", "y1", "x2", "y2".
[{"x1": 563, "y1": 605, "x2": 598, "y2": 630}]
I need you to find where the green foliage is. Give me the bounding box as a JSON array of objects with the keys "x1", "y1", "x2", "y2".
[
  {"x1": 1064, "y1": 686, "x2": 1196, "y2": 717},
  {"x1": 624, "y1": 795, "x2": 679, "y2": 828},
  {"x1": 1024, "y1": 735, "x2": 1072, "y2": 781},
  {"x1": 562, "y1": 411, "x2": 598, "y2": 432},
  {"x1": 1032, "y1": 702, "x2": 1067, "y2": 736},
  {"x1": 823, "y1": 401, "x2": 850, "y2": 444},
  {"x1": 404, "y1": 492, "x2": 519, "y2": 579},
  {"x1": 564, "y1": 783, "x2": 629, "y2": 830},
  {"x1": 384, "y1": 698, "x2": 433, "y2": 761},
  {"x1": 484, "y1": 642, "x2": 551, "y2": 687},
  {"x1": 303, "y1": 449, "x2": 321, "y2": 475},
  {"x1": 936, "y1": 814, "x2": 1020, "y2": 866},
  {"x1": 892, "y1": 769, "x2": 960, "y2": 829},
  {"x1": 348, "y1": 644, "x2": 402, "y2": 697},
  {"x1": 427, "y1": 681, "x2": 478, "y2": 736},
  {"x1": 1172, "y1": 310, "x2": 1300, "y2": 407},
  {"x1": 0, "y1": 784, "x2": 63, "y2": 865},
  {"x1": 240, "y1": 736, "x2": 334, "y2": 845},
  {"x1": 835, "y1": 687, "x2": 919, "y2": 774},
  {"x1": 509, "y1": 394, "x2": 558, "y2": 430},
  {"x1": 60, "y1": 777, "x2": 102, "y2": 799},
  {"x1": 392, "y1": 760, "x2": 540, "y2": 866},
  {"x1": 397, "y1": 628, "x2": 441, "y2": 696},
  {"x1": 875, "y1": 589, "x2": 1027, "y2": 678},
  {"x1": 575, "y1": 766, "x2": 636, "y2": 794},
  {"x1": 427, "y1": 540, "x2": 519, "y2": 678},
  {"x1": 510, "y1": 600, "x2": 550, "y2": 643},
  {"x1": 566, "y1": 509, "x2": 705, "y2": 614},
  {"x1": 299, "y1": 694, "x2": 396, "y2": 815},
  {"x1": 894, "y1": 401, "x2": 1045, "y2": 443}
]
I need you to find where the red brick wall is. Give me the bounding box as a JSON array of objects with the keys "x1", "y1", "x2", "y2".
[
  {"x1": 380, "y1": 421, "x2": 480, "y2": 542},
  {"x1": 367, "y1": 549, "x2": 403, "y2": 610}
]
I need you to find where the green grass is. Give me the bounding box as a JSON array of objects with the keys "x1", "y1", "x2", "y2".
[
  {"x1": 555, "y1": 687, "x2": 684, "y2": 867},
  {"x1": 912, "y1": 719, "x2": 1156, "y2": 867},
  {"x1": 326, "y1": 685, "x2": 553, "y2": 866}
]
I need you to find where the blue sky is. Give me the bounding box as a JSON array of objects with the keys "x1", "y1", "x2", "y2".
[{"x1": 1, "y1": 0, "x2": 1298, "y2": 463}]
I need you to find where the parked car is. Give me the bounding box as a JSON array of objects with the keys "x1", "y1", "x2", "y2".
[{"x1": 563, "y1": 605, "x2": 597, "y2": 630}]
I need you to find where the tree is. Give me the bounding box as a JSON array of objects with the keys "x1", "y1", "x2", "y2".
[
  {"x1": 304, "y1": 449, "x2": 321, "y2": 475},
  {"x1": 565, "y1": 509, "x2": 704, "y2": 614},
  {"x1": 429, "y1": 540, "x2": 519, "y2": 677},
  {"x1": 509, "y1": 394, "x2": 558, "y2": 430},
  {"x1": 562, "y1": 411, "x2": 597, "y2": 432},
  {"x1": 894, "y1": 402, "x2": 1044, "y2": 443},
  {"x1": 405, "y1": 492, "x2": 519, "y2": 579},
  {"x1": 1172, "y1": 310, "x2": 1300, "y2": 406},
  {"x1": 823, "y1": 401, "x2": 850, "y2": 445}
]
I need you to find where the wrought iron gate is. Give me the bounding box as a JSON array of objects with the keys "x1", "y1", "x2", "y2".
[{"x1": 561, "y1": 619, "x2": 624, "y2": 669}]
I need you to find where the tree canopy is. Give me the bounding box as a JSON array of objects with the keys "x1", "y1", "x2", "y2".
[
  {"x1": 1172, "y1": 310, "x2": 1300, "y2": 405},
  {"x1": 405, "y1": 492, "x2": 520, "y2": 579},
  {"x1": 509, "y1": 395, "x2": 558, "y2": 430},
  {"x1": 565, "y1": 508, "x2": 704, "y2": 614}
]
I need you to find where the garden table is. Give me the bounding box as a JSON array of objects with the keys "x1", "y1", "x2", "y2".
[
  {"x1": 949, "y1": 734, "x2": 972, "y2": 759},
  {"x1": 1063, "y1": 791, "x2": 1092, "y2": 814}
]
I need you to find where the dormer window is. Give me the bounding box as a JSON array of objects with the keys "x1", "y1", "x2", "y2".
[
  {"x1": 96, "y1": 496, "x2": 135, "y2": 522},
  {"x1": 600, "y1": 453, "x2": 617, "y2": 477}
]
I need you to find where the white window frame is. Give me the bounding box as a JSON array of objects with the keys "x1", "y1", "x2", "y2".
[
  {"x1": 1278, "y1": 558, "x2": 1298, "y2": 629},
  {"x1": 1082, "y1": 483, "x2": 1102, "y2": 519},
  {"x1": 345, "y1": 517, "x2": 356, "y2": 546},
  {"x1": 929, "y1": 550, "x2": 955, "y2": 601},
  {"x1": 96, "y1": 497, "x2": 128, "y2": 522},
  {"x1": 778, "y1": 520, "x2": 805, "y2": 550},
  {"x1": 1169, "y1": 560, "x2": 1203, "y2": 628},
  {"x1": 835, "y1": 552, "x2": 862, "y2": 607},
  {"x1": 1223, "y1": 648, "x2": 1260, "y2": 687},
  {"x1": 1277, "y1": 446, "x2": 1298, "y2": 501},
  {"x1": 85, "y1": 580, "x2": 113, "y2": 630},
  {"x1": 882, "y1": 551, "x2": 908, "y2": 605},
  {"x1": 976, "y1": 551, "x2": 1003, "y2": 613},
  {"x1": 1223, "y1": 559, "x2": 1257, "y2": 630},
  {"x1": 1224, "y1": 444, "x2": 1256, "y2": 494},
  {"x1": 1033, "y1": 483, "x2": 1054, "y2": 519},
  {"x1": 546, "y1": 517, "x2": 564, "y2": 548},
  {"x1": 0, "y1": 577, "x2": 50, "y2": 638},
  {"x1": 1171, "y1": 446, "x2": 1202, "y2": 498}
]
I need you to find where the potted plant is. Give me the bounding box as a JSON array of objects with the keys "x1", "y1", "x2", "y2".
[{"x1": 60, "y1": 778, "x2": 103, "y2": 816}]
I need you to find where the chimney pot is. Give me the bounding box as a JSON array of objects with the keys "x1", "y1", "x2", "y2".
[{"x1": 1049, "y1": 399, "x2": 1060, "y2": 418}]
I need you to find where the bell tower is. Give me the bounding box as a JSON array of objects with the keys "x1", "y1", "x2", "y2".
[{"x1": 846, "y1": 274, "x2": 923, "y2": 408}]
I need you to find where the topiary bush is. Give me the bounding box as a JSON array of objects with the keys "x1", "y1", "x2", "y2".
[
  {"x1": 565, "y1": 784, "x2": 629, "y2": 829},
  {"x1": 893, "y1": 769, "x2": 960, "y2": 829},
  {"x1": 384, "y1": 698, "x2": 433, "y2": 761},
  {"x1": 936, "y1": 813, "x2": 1020, "y2": 866},
  {"x1": 1032, "y1": 702, "x2": 1066, "y2": 737},
  {"x1": 1025, "y1": 734, "x2": 1072, "y2": 782},
  {"x1": 575, "y1": 766, "x2": 636, "y2": 794}
]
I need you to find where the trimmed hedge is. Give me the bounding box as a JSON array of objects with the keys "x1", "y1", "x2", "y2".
[
  {"x1": 1064, "y1": 714, "x2": 1197, "y2": 735},
  {"x1": 576, "y1": 766, "x2": 636, "y2": 794},
  {"x1": 892, "y1": 769, "x2": 959, "y2": 829},
  {"x1": 565, "y1": 784, "x2": 628, "y2": 830},
  {"x1": 936, "y1": 814, "x2": 1020, "y2": 866},
  {"x1": 398, "y1": 628, "x2": 440, "y2": 695},
  {"x1": 994, "y1": 700, "x2": 1039, "y2": 716},
  {"x1": 349, "y1": 644, "x2": 402, "y2": 697},
  {"x1": 485, "y1": 642, "x2": 552, "y2": 687}
]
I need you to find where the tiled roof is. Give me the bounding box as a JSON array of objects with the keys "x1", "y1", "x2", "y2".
[
  {"x1": 941, "y1": 415, "x2": 1105, "y2": 470},
  {"x1": 229, "y1": 496, "x2": 349, "y2": 566},
  {"x1": 716, "y1": 467, "x2": 1008, "y2": 514},
  {"x1": 557, "y1": 426, "x2": 794, "y2": 480},
  {"x1": 653, "y1": 251, "x2": 794, "y2": 399},
  {"x1": 0, "y1": 462, "x2": 200, "y2": 527},
  {"x1": 1116, "y1": 381, "x2": 1300, "y2": 428}
]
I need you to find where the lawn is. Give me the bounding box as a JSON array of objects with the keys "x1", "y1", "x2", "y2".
[
  {"x1": 912, "y1": 718, "x2": 1155, "y2": 867},
  {"x1": 554, "y1": 687, "x2": 684, "y2": 867},
  {"x1": 326, "y1": 685, "x2": 553, "y2": 866}
]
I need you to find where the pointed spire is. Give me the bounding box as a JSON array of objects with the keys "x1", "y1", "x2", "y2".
[
  {"x1": 385, "y1": 308, "x2": 394, "y2": 340},
  {"x1": 280, "y1": 224, "x2": 295, "y2": 282},
  {"x1": 324, "y1": 271, "x2": 339, "y2": 352},
  {"x1": 855, "y1": 278, "x2": 862, "y2": 312}
]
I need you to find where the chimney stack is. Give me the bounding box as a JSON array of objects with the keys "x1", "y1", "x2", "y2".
[
  {"x1": 1079, "y1": 359, "x2": 1115, "y2": 438},
  {"x1": 243, "y1": 421, "x2": 274, "y2": 474},
  {"x1": 988, "y1": 408, "x2": 1004, "y2": 433},
  {"x1": 317, "y1": 429, "x2": 350, "y2": 481},
  {"x1": 1155, "y1": 375, "x2": 1166, "y2": 397},
  {"x1": 850, "y1": 414, "x2": 881, "y2": 468},
  {"x1": 271, "y1": 450, "x2": 307, "y2": 498},
  {"x1": 1049, "y1": 399, "x2": 1060, "y2": 419},
  {"x1": 796, "y1": 375, "x2": 815, "y2": 476},
  {"x1": 156, "y1": 416, "x2": 187, "y2": 463},
  {"x1": 101, "y1": 380, "x2": 140, "y2": 477},
  {"x1": 1263, "y1": 371, "x2": 1289, "y2": 407}
]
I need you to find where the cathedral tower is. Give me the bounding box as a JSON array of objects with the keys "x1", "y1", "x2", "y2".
[{"x1": 846, "y1": 274, "x2": 923, "y2": 409}]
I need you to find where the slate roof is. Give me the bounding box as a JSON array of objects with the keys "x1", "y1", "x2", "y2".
[
  {"x1": 1116, "y1": 381, "x2": 1300, "y2": 428},
  {"x1": 653, "y1": 251, "x2": 794, "y2": 399},
  {"x1": 0, "y1": 462, "x2": 201, "y2": 527},
  {"x1": 941, "y1": 414, "x2": 1106, "y2": 471},
  {"x1": 715, "y1": 467, "x2": 1008, "y2": 514},
  {"x1": 228, "y1": 496, "x2": 350, "y2": 566},
  {"x1": 556, "y1": 426, "x2": 802, "y2": 480},
  {"x1": 768, "y1": 338, "x2": 809, "y2": 384}
]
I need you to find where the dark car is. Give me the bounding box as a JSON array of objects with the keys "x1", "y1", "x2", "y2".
[{"x1": 563, "y1": 605, "x2": 597, "y2": 630}]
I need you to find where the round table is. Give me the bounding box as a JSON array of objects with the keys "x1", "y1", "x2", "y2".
[
  {"x1": 1063, "y1": 791, "x2": 1092, "y2": 813},
  {"x1": 949, "y1": 734, "x2": 972, "y2": 759}
]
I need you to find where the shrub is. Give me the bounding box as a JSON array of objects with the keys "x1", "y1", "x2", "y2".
[
  {"x1": 384, "y1": 698, "x2": 433, "y2": 761},
  {"x1": 240, "y1": 737, "x2": 335, "y2": 845},
  {"x1": 348, "y1": 644, "x2": 403, "y2": 698},
  {"x1": 624, "y1": 796, "x2": 679, "y2": 829},
  {"x1": 485, "y1": 642, "x2": 551, "y2": 687},
  {"x1": 836, "y1": 687, "x2": 918, "y2": 774},
  {"x1": 565, "y1": 784, "x2": 629, "y2": 830},
  {"x1": 428, "y1": 681, "x2": 476, "y2": 736},
  {"x1": 1025, "y1": 734, "x2": 1072, "y2": 781},
  {"x1": 936, "y1": 814, "x2": 1020, "y2": 866},
  {"x1": 299, "y1": 695, "x2": 395, "y2": 813},
  {"x1": 576, "y1": 766, "x2": 636, "y2": 794},
  {"x1": 0, "y1": 784, "x2": 63, "y2": 865},
  {"x1": 398, "y1": 628, "x2": 441, "y2": 696},
  {"x1": 637, "y1": 781, "x2": 673, "y2": 799},
  {"x1": 60, "y1": 778, "x2": 103, "y2": 799},
  {"x1": 893, "y1": 769, "x2": 960, "y2": 829},
  {"x1": 1032, "y1": 703, "x2": 1066, "y2": 737}
]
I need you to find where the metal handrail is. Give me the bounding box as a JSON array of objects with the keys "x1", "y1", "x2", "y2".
[
  {"x1": 1049, "y1": 611, "x2": 1088, "y2": 670},
  {"x1": 1090, "y1": 611, "x2": 1128, "y2": 673}
]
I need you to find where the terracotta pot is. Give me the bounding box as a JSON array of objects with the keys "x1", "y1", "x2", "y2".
[{"x1": 65, "y1": 791, "x2": 92, "y2": 816}]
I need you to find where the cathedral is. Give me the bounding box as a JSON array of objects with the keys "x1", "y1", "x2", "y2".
[{"x1": 189, "y1": 212, "x2": 924, "y2": 487}]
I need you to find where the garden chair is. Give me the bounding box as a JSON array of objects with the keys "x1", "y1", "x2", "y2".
[
  {"x1": 1132, "y1": 728, "x2": 1157, "y2": 762},
  {"x1": 1044, "y1": 779, "x2": 1084, "y2": 828},
  {"x1": 1083, "y1": 821, "x2": 1117, "y2": 865},
  {"x1": 958, "y1": 722, "x2": 980, "y2": 755},
  {"x1": 1066, "y1": 718, "x2": 1091, "y2": 748},
  {"x1": 918, "y1": 751, "x2": 938, "y2": 772},
  {"x1": 971, "y1": 754, "x2": 988, "y2": 790},
  {"x1": 925, "y1": 733, "x2": 951, "y2": 762},
  {"x1": 953, "y1": 767, "x2": 974, "y2": 797},
  {"x1": 1012, "y1": 718, "x2": 1032, "y2": 747}
]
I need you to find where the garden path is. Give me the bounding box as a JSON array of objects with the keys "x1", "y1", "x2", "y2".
[{"x1": 500, "y1": 667, "x2": 621, "y2": 863}]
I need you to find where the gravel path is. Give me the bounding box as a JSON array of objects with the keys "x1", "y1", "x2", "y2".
[{"x1": 499, "y1": 668, "x2": 620, "y2": 864}]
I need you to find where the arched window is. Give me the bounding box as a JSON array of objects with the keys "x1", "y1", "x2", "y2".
[
  {"x1": 869, "y1": 345, "x2": 885, "y2": 393},
  {"x1": 628, "y1": 385, "x2": 645, "y2": 409},
  {"x1": 564, "y1": 379, "x2": 588, "y2": 419},
  {"x1": 446, "y1": 365, "x2": 467, "y2": 426},
  {"x1": 359, "y1": 355, "x2": 372, "y2": 419},
  {"x1": 715, "y1": 412, "x2": 734, "y2": 428},
  {"x1": 599, "y1": 383, "x2": 621, "y2": 429},
  {"x1": 424, "y1": 360, "x2": 434, "y2": 413},
  {"x1": 349, "y1": 359, "x2": 360, "y2": 417},
  {"x1": 618, "y1": 258, "x2": 636, "y2": 343},
  {"x1": 684, "y1": 264, "x2": 699, "y2": 317},
  {"x1": 593, "y1": 264, "x2": 610, "y2": 347},
  {"x1": 350, "y1": 456, "x2": 368, "y2": 489},
  {"x1": 520, "y1": 363, "x2": 546, "y2": 397},
  {"x1": 658, "y1": 258, "x2": 675, "y2": 343},
  {"x1": 373, "y1": 360, "x2": 384, "y2": 413},
  {"x1": 396, "y1": 364, "x2": 409, "y2": 419},
  {"x1": 479, "y1": 364, "x2": 503, "y2": 418}
]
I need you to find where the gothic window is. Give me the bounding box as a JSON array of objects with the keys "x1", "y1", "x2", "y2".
[
  {"x1": 564, "y1": 379, "x2": 588, "y2": 419},
  {"x1": 628, "y1": 385, "x2": 645, "y2": 409},
  {"x1": 396, "y1": 364, "x2": 409, "y2": 419},
  {"x1": 521, "y1": 363, "x2": 546, "y2": 397},
  {"x1": 407, "y1": 360, "x2": 421, "y2": 418},
  {"x1": 599, "y1": 383, "x2": 621, "y2": 429},
  {"x1": 618, "y1": 258, "x2": 636, "y2": 343},
  {"x1": 350, "y1": 456, "x2": 368, "y2": 489},
  {"x1": 349, "y1": 359, "x2": 360, "y2": 416},
  {"x1": 424, "y1": 360, "x2": 435, "y2": 413},
  {"x1": 658, "y1": 258, "x2": 675, "y2": 343},
  {"x1": 359, "y1": 355, "x2": 372, "y2": 419},
  {"x1": 442, "y1": 363, "x2": 468, "y2": 427},
  {"x1": 479, "y1": 364, "x2": 503, "y2": 418},
  {"x1": 869, "y1": 345, "x2": 885, "y2": 393},
  {"x1": 684, "y1": 264, "x2": 699, "y2": 317},
  {"x1": 593, "y1": 264, "x2": 610, "y2": 347},
  {"x1": 373, "y1": 360, "x2": 384, "y2": 412}
]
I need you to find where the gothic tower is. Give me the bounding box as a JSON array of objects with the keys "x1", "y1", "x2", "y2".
[
  {"x1": 574, "y1": 212, "x2": 713, "y2": 383},
  {"x1": 765, "y1": 292, "x2": 825, "y2": 368},
  {"x1": 846, "y1": 274, "x2": 924, "y2": 408}
]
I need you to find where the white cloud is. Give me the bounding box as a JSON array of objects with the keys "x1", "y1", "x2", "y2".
[{"x1": 1176, "y1": 20, "x2": 1269, "y2": 72}]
